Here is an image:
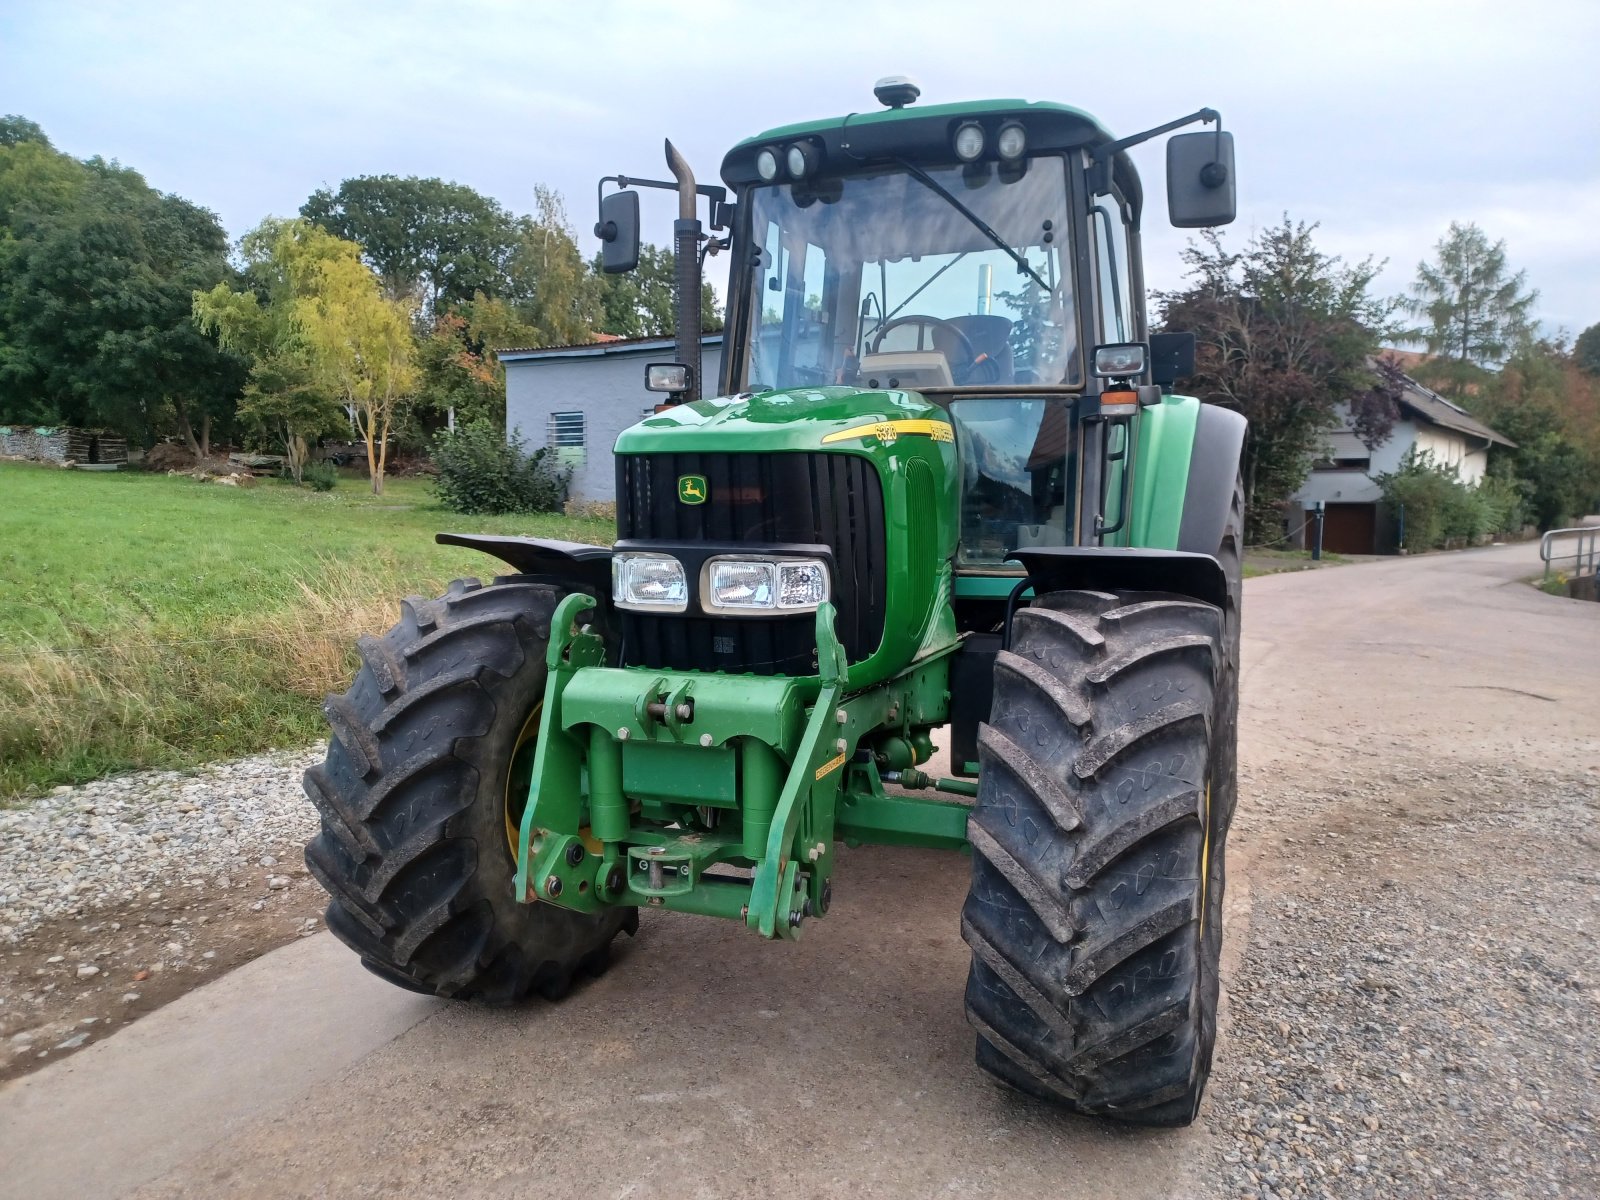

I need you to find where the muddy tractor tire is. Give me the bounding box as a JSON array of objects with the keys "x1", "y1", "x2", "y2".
[{"x1": 303, "y1": 576, "x2": 635, "y2": 1003}]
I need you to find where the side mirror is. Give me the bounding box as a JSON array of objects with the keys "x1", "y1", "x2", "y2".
[
  {"x1": 1167, "y1": 130, "x2": 1236, "y2": 228},
  {"x1": 595, "y1": 189, "x2": 640, "y2": 274},
  {"x1": 1149, "y1": 332, "x2": 1196, "y2": 387}
]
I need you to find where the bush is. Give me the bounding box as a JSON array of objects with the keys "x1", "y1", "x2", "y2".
[
  {"x1": 432, "y1": 421, "x2": 570, "y2": 515},
  {"x1": 301, "y1": 462, "x2": 339, "y2": 491},
  {"x1": 1376, "y1": 448, "x2": 1524, "y2": 551}
]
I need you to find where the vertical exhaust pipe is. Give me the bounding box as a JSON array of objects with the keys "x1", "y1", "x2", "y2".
[{"x1": 664, "y1": 139, "x2": 702, "y2": 403}]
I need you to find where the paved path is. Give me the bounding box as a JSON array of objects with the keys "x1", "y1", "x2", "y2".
[{"x1": 2, "y1": 541, "x2": 1593, "y2": 1199}]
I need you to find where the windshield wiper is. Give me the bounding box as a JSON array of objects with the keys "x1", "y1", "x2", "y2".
[{"x1": 893, "y1": 158, "x2": 1050, "y2": 292}]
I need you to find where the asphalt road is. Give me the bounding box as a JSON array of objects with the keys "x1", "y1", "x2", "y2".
[{"x1": 2, "y1": 541, "x2": 1595, "y2": 1199}]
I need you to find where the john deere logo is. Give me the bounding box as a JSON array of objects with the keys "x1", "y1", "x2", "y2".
[{"x1": 677, "y1": 474, "x2": 708, "y2": 505}]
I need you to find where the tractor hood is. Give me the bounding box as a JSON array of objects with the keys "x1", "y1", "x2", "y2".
[{"x1": 613, "y1": 385, "x2": 952, "y2": 455}]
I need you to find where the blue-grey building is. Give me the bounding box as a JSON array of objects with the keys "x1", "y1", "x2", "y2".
[{"x1": 499, "y1": 334, "x2": 725, "y2": 504}]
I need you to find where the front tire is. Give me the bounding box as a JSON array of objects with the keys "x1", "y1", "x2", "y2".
[
  {"x1": 303, "y1": 575, "x2": 634, "y2": 1003},
  {"x1": 961, "y1": 587, "x2": 1234, "y2": 1125}
]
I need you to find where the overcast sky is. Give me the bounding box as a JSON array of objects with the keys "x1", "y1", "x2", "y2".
[{"x1": 5, "y1": 0, "x2": 1598, "y2": 336}]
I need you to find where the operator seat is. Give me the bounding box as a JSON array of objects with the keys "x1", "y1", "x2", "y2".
[{"x1": 939, "y1": 315, "x2": 1014, "y2": 384}]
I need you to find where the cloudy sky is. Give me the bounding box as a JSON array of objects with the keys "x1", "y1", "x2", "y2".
[{"x1": 5, "y1": 0, "x2": 1598, "y2": 335}]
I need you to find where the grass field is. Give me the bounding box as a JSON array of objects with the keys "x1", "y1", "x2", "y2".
[{"x1": 0, "y1": 463, "x2": 611, "y2": 800}]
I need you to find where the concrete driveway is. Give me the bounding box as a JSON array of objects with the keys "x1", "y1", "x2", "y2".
[{"x1": 3, "y1": 539, "x2": 1595, "y2": 1199}]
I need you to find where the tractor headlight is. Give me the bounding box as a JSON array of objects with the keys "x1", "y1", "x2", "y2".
[
  {"x1": 755, "y1": 147, "x2": 780, "y2": 182},
  {"x1": 613, "y1": 552, "x2": 688, "y2": 612},
  {"x1": 702, "y1": 556, "x2": 830, "y2": 614}
]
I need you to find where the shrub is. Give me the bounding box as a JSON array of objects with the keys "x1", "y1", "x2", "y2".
[
  {"x1": 1377, "y1": 448, "x2": 1525, "y2": 550},
  {"x1": 432, "y1": 421, "x2": 570, "y2": 515},
  {"x1": 301, "y1": 462, "x2": 339, "y2": 492}
]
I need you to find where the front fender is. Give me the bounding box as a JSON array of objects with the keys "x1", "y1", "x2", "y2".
[
  {"x1": 1007, "y1": 547, "x2": 1228, "y2": 610},
  {"x1": 435, "y1": 534, "x2": 612, "y2": 597}
]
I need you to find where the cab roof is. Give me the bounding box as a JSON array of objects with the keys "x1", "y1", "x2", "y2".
[
  {"x1": 721, "y1": 97, "x2": 1141, "y2": 216},
  {"x1": 731, "y1": 98, "x2": 1114, "y2": 151}
]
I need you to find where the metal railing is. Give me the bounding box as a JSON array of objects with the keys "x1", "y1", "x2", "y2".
[{"x1": 1541, "y1": 526, "x2": 1600, "y2": 579}]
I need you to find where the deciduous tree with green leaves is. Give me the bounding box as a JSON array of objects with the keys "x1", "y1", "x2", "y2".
[
  {"x1": 592, "y1": 243, "x2": 722, "y2": 339},
  {"x1": 194, "y1": 220, "x2": 366, "y2": 482},
  {"x1": 1157, "y1": 216, "x2": 1402, "y2": 540},
  {"x1": 0, "y1": 124, "x2": 243, "y2": 446},
  {"x1": 300, "y1": 175, "x2": 516, "y2": 312},
  {"x1": 293, "y1": 246, "x2": 418, "y2": 494}
]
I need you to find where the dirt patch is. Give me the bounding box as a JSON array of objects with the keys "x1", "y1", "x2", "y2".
[{"x1": 2, "y1": 866, "x2": 325, "y2": 1082}]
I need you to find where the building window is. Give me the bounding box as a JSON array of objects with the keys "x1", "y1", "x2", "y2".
[
  {"x1": 1312, "y1": 455, "x2": 1371, "y2": 472},
  {"x1": 547, "y1": 411, "x2": 586, "y2": 466}
]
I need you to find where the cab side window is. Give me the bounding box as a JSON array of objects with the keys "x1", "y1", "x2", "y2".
[{"x1": 1091, "y1": 194, "x2": 1135, "y2": 345}]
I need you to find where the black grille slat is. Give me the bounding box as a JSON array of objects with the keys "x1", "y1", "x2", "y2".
[{"x1": 615, "y1": 451, "x2": 886, "y2": 675}]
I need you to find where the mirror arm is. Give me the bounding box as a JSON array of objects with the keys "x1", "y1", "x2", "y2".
[
  {"x1": 1088, "y1": 108, "x2": 1221, "y2": 193},
  {"x1": 596, "y1": 175, "x2": 732, "y2": 229}
]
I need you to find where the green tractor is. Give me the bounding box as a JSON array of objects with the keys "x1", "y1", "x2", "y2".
[{"x1": 304, "y1": 78, "x2": 1246, "y2": 1127}]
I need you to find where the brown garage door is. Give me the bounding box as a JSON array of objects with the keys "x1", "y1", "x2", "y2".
[{"x1": 1319, "y1": 503, "x2": 1377, "y2": 555}]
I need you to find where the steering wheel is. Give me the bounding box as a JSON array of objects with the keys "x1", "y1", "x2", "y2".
[{"x1": 869, "y1": 314, "x2": 1005, "y2": 385}]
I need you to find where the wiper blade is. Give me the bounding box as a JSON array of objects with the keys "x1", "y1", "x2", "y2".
[{"x1": 894, "y1": 158, "x2": 1050, "y2": 292}]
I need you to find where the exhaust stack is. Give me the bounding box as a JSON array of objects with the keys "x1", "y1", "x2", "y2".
[{"x1": 665, "y1": 139, "x2": 702, "y2": 403}]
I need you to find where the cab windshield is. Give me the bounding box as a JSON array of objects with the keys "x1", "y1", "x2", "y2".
[{"x1": 742, "y1": 158, "x2": 1079, "y2": 393}]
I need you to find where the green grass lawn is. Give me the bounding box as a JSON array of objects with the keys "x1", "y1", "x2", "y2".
[{"x1": 0, "y1": 463, "x2": 612, "y2": 799}]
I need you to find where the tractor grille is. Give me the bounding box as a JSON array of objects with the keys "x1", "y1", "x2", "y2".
[{"x1": 615, "y1": 451, "x2": 886, "y2": 674}]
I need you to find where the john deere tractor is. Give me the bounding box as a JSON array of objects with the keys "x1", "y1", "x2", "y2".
[{"x1": 305, "y1": 79, "x2": 1246, "y2": 1126}]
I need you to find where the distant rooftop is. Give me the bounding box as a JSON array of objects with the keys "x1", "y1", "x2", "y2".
[{"x1": 495, "y1": 332, "x2": 724, "y2": 363}]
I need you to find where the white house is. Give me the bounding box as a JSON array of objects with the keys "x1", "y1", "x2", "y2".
[
  {"x1": 1289, "y1": 367, "x2": 1513, "y2": 554},
  {"x1": 499, "y1": 334, "x2": 725, "y2": 505}
]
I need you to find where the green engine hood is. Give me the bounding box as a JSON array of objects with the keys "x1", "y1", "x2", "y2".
[{"x1": 613, "y1": 386, "x2": 951, "y2": 455}]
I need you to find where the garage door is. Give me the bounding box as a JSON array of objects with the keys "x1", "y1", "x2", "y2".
[{"x1": 1320, "y1": 503, "x2": 1377, "y2": 555}]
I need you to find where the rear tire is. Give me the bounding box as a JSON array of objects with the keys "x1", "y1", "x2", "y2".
[
  {"x1": 303, "y1": 575, "x2": 635, "y2": 1003},
  {"x1": 961, "y1": 480, "x2": 1243, "y2": 1124}
]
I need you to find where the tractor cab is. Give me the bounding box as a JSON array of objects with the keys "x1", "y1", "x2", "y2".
[{"x1": 598, "y1": 81, "x2": 1236, "y2": 578}]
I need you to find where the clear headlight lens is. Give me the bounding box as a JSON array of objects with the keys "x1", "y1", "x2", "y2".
[
  {"x1": 709, "y1": 560, "x2": 776, "y2": 609},
  {"x1": 613, "y1": 552, "x2": 688, "y2": 612},
  {"x1": 755, "y1": 147, "x2": 780, "y2": 181},
  {"x1": 703, "y1": 557, "x2": 829, "y2": 613}
]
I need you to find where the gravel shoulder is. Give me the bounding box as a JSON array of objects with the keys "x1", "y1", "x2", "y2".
[{"x1": 1, "y1": 749, "x2": 325, "y2": 1079}]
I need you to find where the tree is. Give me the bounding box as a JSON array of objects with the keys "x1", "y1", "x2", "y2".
[
  {"x1": 1574, "y1": 322, "x2": 1600, "y2": 378},
  {"x1": 301, "y1": 175, "x2": 516, "y2": 311},
  {"x1": 292, "y1": 244, "x2": 418, "y2": 494},
  {"x1": 1408, "y1": 222, "x2": 1537, "y2": 386},
  {"x1": 1472, "y1": 339, "x2": 1600, "y2": 528},
  {"x1": 0, "y1": 115, "x2": 50, "y2": 148},
  {"x1": 592, "y1": 243, "x2": 722, "y2": 339},
  {"x1": 502, "y1": 186, "x2": 600, "y2": 345},
  {"x1": 1156, "y1": 217, "x2": 1402, "y2": 540},
  {"x1": 193, "y1": 219, "x2": 355, "y2": 482},
  {"x1": 0, "y1": 135, "x2": 243, "y2": 446},
  {"x1": 413, "y1": 309, "x2": 508, "y2": 433}
]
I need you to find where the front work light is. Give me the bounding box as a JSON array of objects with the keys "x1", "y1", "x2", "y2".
[
  {"x1": 755, "y1": 147, "x2": 780, "y2": 182},
  {"x1": 996, "y1": 121, "x2": 1027, "y2": 161},
  {"x1": 786, "y1": 142, "x2": 819, "y2": 179},
  {"x1": 953, "y1": 122, "x2": 985, "y2": 162},
  {"x1": 614, "y1": 553, "x2": 689, "y2": 612},
  {"x1": 645, "y1": 362, "x2": 691, "y2": 392},
  {"x1": 702, "y1": 556, "x2": 830, "y2": 614},
  {"x1": 1093, "y1": 342, "x2": 1148, "y2": 378}
]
